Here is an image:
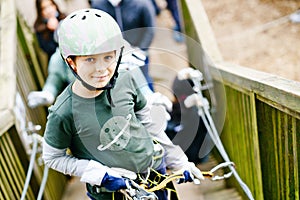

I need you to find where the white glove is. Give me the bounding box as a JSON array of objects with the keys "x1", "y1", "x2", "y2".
[
  {"x1": 120, "y1": 51, "x2": 146, "y2": 70},
  {"x1": 131, "y1": 49, "x2": 147, "y2": 61},
  {"x1": 174, "y1": 162, "x2": 205, "y2": 184},
  {"x1": 81, "y1": 160, "x2": 133, "y2": 188},
  {"x1": 149, "y1": 92, "x2": 173, "y2": 112},
  {"x1": 27, "y1": 91, "x2": 55, "y2": 108},
  {"x1": 146, "y1": 92, "x2": 173, "y2": 131},
  {"x1": 80, "y1": 160, "x2": 119, "y2": 186}
]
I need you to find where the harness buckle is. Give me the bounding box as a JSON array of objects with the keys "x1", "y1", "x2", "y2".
[
  {"x1": 208, "y1": 161, "x2": 235, "y2": 181},
  {"x1": 124, "y1": 179, "x2": 158, "y2": 200}
]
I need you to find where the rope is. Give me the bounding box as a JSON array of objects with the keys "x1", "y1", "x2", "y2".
[
  {"x1": 21, "y1": 129, "x2": 49, "y2": 200},
  {"x1": 122, "y1": 163, "x2": 234, "y2": 199},
  {"x1": 201, "y1": 109, "x2": 254, "y2": 200},
  {"x1": 145, "y1": 173, "x2": 184, "y2": 192},
  {"x1": 20, "y1": 134, "x2": 38, "y2": 200},
  {"x1": 37, "y1": 165, "x2": 49, "y2": 200},
  {"x1": 181, "y1": 68, "x2": 255, "y2": 200}
]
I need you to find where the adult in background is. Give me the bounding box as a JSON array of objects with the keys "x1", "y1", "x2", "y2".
[
  {"x1": 166, "y1": 0, "x2": 184, "y2": 42},
  {"x1": 34, "y1": 0, "x2": 66, "y2": 60},
  {"x1": 27, "y1": 48, "x2": 74, "y2": 108}
]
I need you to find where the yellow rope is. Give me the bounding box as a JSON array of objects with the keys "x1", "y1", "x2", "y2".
[
  {"x1": 142, "y1": 170, "x2": 214, "y2": 193},
  {"x1": 129, "y1": 167, "x2": 215, "y2": 195},
  {"x1": 145, "y1": 173, "x2": 184, "y2": 192}
]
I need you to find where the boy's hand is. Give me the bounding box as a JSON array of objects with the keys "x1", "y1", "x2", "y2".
[
  {"x1": 177, "y1": 170, "x2": 193, "y2": 183},
  {"x1": 176, "y1": 162, "x2": 205, "y2": 184},
  {"x1": 101, "y1": 172, "x2": 127, "y2": 191}
]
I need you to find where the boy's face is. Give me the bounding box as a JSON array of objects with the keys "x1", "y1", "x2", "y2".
[{"x1": 68, "y1": 51, "x2": 117, "y2": 89}]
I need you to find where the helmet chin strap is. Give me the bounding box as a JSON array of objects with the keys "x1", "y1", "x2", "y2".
[{"x1": 67, "y1": 46, "x2": 124, "y2": 91}]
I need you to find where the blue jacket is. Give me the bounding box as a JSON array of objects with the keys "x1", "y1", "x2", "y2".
[{"x1": 91, "y1": 0, "x2": 156, "y2": 50}]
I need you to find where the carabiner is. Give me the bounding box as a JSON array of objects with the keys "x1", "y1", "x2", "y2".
[
  {"x1": 209, "y1": 161, "x2": 235, "y2": 181},
  {"x1": 126, "y1": 179, "x2": 158, "y2": 200}
]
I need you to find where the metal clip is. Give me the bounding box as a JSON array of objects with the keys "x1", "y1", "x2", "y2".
[
  {"x1": 126, "y1": 180, "x2": 158, "y2": 200},
  {"x1": 208, "y1": 162, "x2": 235, "y2": 181},
  {"x1": 24, "y1": 121, "x2": 42, "y2": 134}
]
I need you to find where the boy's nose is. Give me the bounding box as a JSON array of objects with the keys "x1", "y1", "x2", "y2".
[
  {"x1": 95, "y1": 62, "x2": 109, "y2": 71},
  {"x1": 95, "y1": 60, "x2": 115, "y2": 71}
]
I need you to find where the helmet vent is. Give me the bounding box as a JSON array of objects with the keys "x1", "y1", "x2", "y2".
[
  {"x1": 95, "y1": 14, "x2": 101, "y2": 18},
  {"x1": 82, "y1": 15, "x2": 86, "y2": 20},
  {"x1": 70, "y1": 14, "x2": 76, "y2": 19}
]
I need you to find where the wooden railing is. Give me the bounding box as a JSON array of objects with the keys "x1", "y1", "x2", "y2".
[
  {"x1": 0, "y1": 0, "x2": 68, "y2": 199},
  {"x1": 181, "y1": 0, "x2": 300, "y2": 200}
]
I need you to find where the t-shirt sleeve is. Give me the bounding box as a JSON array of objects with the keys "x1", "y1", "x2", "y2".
[
  {"x1": 129, "y1": 72, "x2": 147, "y2": 112},
  {"x1": 44, "y1": 109, "x2": 72, "y2": 149}
]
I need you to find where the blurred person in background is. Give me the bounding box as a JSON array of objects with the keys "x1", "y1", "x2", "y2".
[
  {"x1": 28, "y1": 0, "x2": 69, "y2": 108},
  {"x1": 166, "y1": 0, "x2": 184, "y2": 43},
  {"x1": 150, "y1": 0, "x2": 184, "y2": 43},
  {"x1": 150, "y1": 0, "x2": 162, "y2": 15},
  {"x1": 27, "y1": 48, "x2": 74, "y2": 108},
  {"x1": 34, "y1": 0, "x2": 66, "y2": 60}
]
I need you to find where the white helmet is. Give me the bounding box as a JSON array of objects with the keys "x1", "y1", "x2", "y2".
[
  {"x1": 58, "y1": 8, "x2": 128, "y2": 92},
  {"x1": 58, "y1": 8, "x2": 124, "y2": 59}
]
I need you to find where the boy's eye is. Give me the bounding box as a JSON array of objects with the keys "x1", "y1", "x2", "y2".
[
  {"x1": 85, "y1": 57, "x2": 95, "y2": 62},
  {"x1": 104, "y1": 55, "x2": 113, "y2": 61}
]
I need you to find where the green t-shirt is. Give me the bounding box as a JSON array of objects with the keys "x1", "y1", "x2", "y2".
[{"x1": 44, "y1": 70, "x2": 158, "y2": 173}]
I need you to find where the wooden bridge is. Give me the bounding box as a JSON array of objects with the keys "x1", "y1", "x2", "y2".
[{"x1": 1, "y1": 0, "x2": 299, "y2": 199}]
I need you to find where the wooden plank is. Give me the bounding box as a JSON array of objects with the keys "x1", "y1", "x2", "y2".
[
  {"x1": 1, "y1": 130, "x2": 36, "y2": 200},
  {"x1": 216, "y1": 62, "x2": 300, "y2": 115},
  {"x1": 17, "y1": 15, "x2": 45, "y2": 89},
  {"x1": 0, "y1": 178, "x2": 9, "y2": 200},
  {"x1": 290, "y1": 118, "x2": 299, "y2": 200},
  {"x1": 256, "y1": 102, "x2": 300, "y2": 199},
  {"x1": 0, "y1": 110, "x2": 14, "y2": 137},
  {"x1": 15, "y1": 41, "x2": 47, "y2": 131},
  {"x1": 0, "y1": 0, "x2": 17, "y2": 110},
  {"x1": 2, "y1": 134, "x2": 24, "y2": 196},
  {"x1": 6, "y1": 131, "x2": 37, "y2": 200},
  {"x1": 219, "y1": 87, "x2": 263, "y2": 199},
  {"x1": 0, "y1": 0, "x2": 16, "y2": 137},
  {"x1": 0, "y1": 138, "x2": 19, "y2": 199},
  {"x1": 0, "y1": 153, "x2": 15, "y2": 200},
  {"x1": 249, "y1": 93, "x2": 263, "y2": 199}
]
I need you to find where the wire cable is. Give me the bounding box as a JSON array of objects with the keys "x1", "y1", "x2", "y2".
[
  {"x1": 37, "y1": 165, "x2": 49, "y2": 200},
  {"x1": 181, "y1": 68, "x2": 255, "y2": 200},
  {"x1": 20, "y1": 134, "x2": 38, "y2": 200}
]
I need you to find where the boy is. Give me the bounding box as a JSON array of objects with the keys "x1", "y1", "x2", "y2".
[{"x1": 42, "y1": 8, "x2": 204, "y2": 200}]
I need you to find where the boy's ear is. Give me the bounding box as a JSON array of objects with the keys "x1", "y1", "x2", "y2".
[{"x1": 66, "y1": 57, "x2": 76, "y2": 72}]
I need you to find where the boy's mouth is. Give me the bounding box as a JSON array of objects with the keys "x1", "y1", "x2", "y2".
[{"x1": 92, "y1": 74, "x2": 109, "y2": 82}]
